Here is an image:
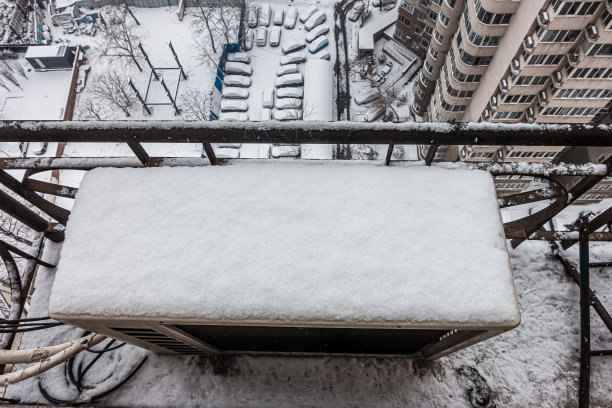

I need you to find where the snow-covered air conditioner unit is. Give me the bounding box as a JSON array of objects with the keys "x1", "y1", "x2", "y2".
[
  {"x1": 538, "y1": 90, "x2": 549, "y2": 107},
  {"x1": 49, "y1": 165, "x2": 520, "y2": 359},
  {"x1": 537, "y1": 10, "x2": 550, "y2": 28},
  {"x1": 500, "y1": 78, "x2": 509, "y2": 95},
  {"x1": 523, "y1": 35, "x2": 535, "y2": 53},
  {"x1": 526, "y1": 106, "x2": 536, "y2": 123},
  {"x1": 510, "y1": 57, "x2": 521, "y2": 75},
  {"x1": 568, "y1": 51, "x2": 580, "y2": 67},
  {"x1": 482, "y1": 108, "x2": 491, "y2": 121},
  {"x1": 552, "y1": 70, "x2": 564, "y2": 87},
  {"x1": 586, "y1": 24, "x2": 599, "y2": 40}
]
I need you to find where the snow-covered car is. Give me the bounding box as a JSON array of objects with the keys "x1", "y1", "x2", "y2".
[
  {"x1": 372, "y1": 0, "x2": 396, "y2": 6},
  {"x1": 214, "y1": 147, "x2": 240, "y2": 159},
  {"x1": 305, "y1": 24, "x2": 329, "y2": 42},
  {"x1": 222, "y1": 86, "x2": 249, "y2": 99},
  {"x1": 313, "y1": 49, "x2": 331, "y2": 60},
  {"x1": 248, "y1": 7, "x2": 259, "y2": 28},
  {"x1": 219, "y1": 112, "x2": 249, "y2": 121},
  {"x1": 277, "y1": 63, "x2": 299, "y2": 76},
  {"x1": 223, "y1": 75, "x2": 251, "y2": 87},
  {"x1": 270, "y1": 144, "x2": 300, "y2": 157},
  {"x1": 307, "y1": 35, "x2": 328, "y2": 53},
  {"x1": 280, "y1": 52, "x2": 306, "y2": 65},
  {"x1": 277, "y1": 87, "x2": 304, "y2": 98},
  {"x1": 259, "y1": 3, "x2": 271, "y2": 26},
  {"x1": 354, "y1": 89, "x2": 380, "y2": 105},
  {"x1": 227, "y1": 52, "x2": 251, "y2": 64},
  {"x1": 381, "y1": 61, "x2": 393, "y2": 75},
  {"x1": 221, "y1": 100, "x2": 249, "y2": 112},
  {"x1": 244, "y1": 30, "x2": 254, "y2": 50},
  {"x1": 284, "y1": 8, "x2": 298, "y2": 29},
  {"x1": 281, "y1": 39, "x2": 306, "y2": 54},
  {"x1": 224, "y1": 61, "x2": 252, "y2": 76},
  {"x1": 270, "y1": 26, "x2": 282, "y2": 47},
  {"x1": 262, "y1": 88, "x2": 274, "y2": 108},
  {"x1": 304, "y1": 10, "x2": 326, "y2": 31},
  {"x1": 276, "y1": 97, "x2": 302, "y2": 110},
  {"x1": 260, "y1": 108, "x2": 272, "y2": 121},
  {"x1": 363, "y1": 106, "x2": 384, "y2": 122},
  {"x1": 274, "y1": 72, "x2": 304, "y2": 87},
  {"x1": 300, "y1": 5, "x2": 318, "y2": 23},
  {"x1": 273, "y1": 109, "x2": 302, "y2": 120},
  {"x1": 273, "y1": 9, "x2": 284, "y2": 25},
  {"x1": 347, "y1": 2, "x2": 364, "y2": 22},
  {"x1": 216, "y1": 143, "x2": 242, "y2": 148},
  {"x1": 256, "y1": 27, "x2": 267, "y2": 46}
]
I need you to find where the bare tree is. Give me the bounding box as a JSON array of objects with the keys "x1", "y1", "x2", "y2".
[
  {"x1": 0, "y1": 77, "x2": 10, "y2": 93},
  {"x1": 192, "y1": 0, "x2": 218, "y2": 54},
  {"x1": 0, "y1": 67, "x2": 22, "y2": 90},
  {"x1": 10, "y1": 61, "x2": 27, "y2": 78},
  {"x1": 120, "y1": 0, "x2": 140, "y2": 25},
  {"x1": 180, "y1": 88, "x2": 211, "y2": 121},
  {"x1": 0, "y1": 213, "x2": 33, "y2": 246},
  {"x1": 191, "y1": 0, "x2": 241, "y2": 68},
  {"x1": 90, "y1": 69, "x2": 137, "y2": 117},
  {"x1": 99, "y1": 9, "x2": 145, "y2": 71},
  {"x1": 77, "y1": 95, "x2": 115, "y2": 120},
  {"x1": 372, "y1": 86, "x2": 400, "y2": 122}
]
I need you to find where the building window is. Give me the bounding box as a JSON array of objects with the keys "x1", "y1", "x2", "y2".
[
  {"x1": 400, "y1": 1, "x2": 414, "y2": 13},
  {"x1": 418, "y1": 11, "x2": 427, "y2": 22},
  {"x1": 463, "y1": 8, "x2": 502, "y2": 46},
  {"x1": 474, "y1": 0, "x2": 513, "y2": 25},
  {"x1": 512, "y1": 75, "x2": 548, "y2": 86},
  {"x1": 439, "y1": 11, "x2": 450, "y2": 26},
  {"x1": 536, "y1": 28, "x2": 581, "y2": 43},
  {"x1": 551, "y1": 0, "x2": 600, "y2": 16},
  {"x1": 445, "y1": 0, "x2": 456, "y2": 8},
  {"x1": 523, "y1": 53, "x2": 563, "y2": 66},
  {"x1": 434, "y1": 30, "x2": 444, "y2": 44}
]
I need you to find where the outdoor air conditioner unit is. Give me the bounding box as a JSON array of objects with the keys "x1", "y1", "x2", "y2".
[
  {"x1": 537, "y1": 10, "x2": 550, "y2": 28},
  {"x1": 526, "y1": 106, "x2": 536, "y2": 123},
  {"x1": 500, "y1": 78, "x2": 509, "y2": 95},
  {"x1": 568, "y1": 51, "x2": 580, "y2": 67},
  {"x1": 552, "y1": 70, "x2": 564, "y2": 87},
  {"x1": 49, "y1": 165, "x2": 521, "y2": 360},
  {"x1": 586, "y1": 24, "x2": 599, "y2": 40},
  {"x1": 482, "y1": 108, "x2": 491, "y2": 120},
  {"x1": 538, "y1": 90, "x2": 549, "y2": 107},
  {"x1": 490, "y1": 96, "x2": 499, "y2": 111},
  {"x1": 510, "y1": 58, "x2": 521, "y2": 75},
  {"x1": 523, "y1": 35, "x2": 534, "y2": 53}
]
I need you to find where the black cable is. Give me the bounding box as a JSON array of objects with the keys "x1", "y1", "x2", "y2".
[
  {"x1": 0, "y1": 316, "x2": 52, "y2": 323},
  {"x1": 0, "y1": 322, "x2": 64, "y2": 333},
  {"x1": 85, "y1": 342, "x2": 126, "y2": 354},
  {"x1": 0, "y1": 321, "x2": 61, "y2": 327},
  {"x1": 77, "y1": 339, "x2": 116, "y2": 393}
]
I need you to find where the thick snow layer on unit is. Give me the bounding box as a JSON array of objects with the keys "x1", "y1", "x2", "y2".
[{"x1": 49, "y1": 163, "x2": 519, "y2": 326}]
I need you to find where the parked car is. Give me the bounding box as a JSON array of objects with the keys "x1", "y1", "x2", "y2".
[
  {"x1": 313, "y1": 49, "x2": 331, "y2": 60},
  {"x1": 372, "y1": 0, "x2": 396, "y2": 6},
  {"x1": 262, "y1": 88, "x2": 274, "y2": 108},
  {"x1": 304, "y1": 10, "x2": 326, "y2": 31},
  {"x1": 248, "y1": 6, "x2": 259, "y2": 28},
  {"x1": 277, "y1": 63, "x2": 299, "y2": 76},
  {"x1": 273, "y1": 9, "x2": 284, "y2": 25},
  {"x1": 280, "y1": 52, "x2": 306, "y2": 65},
  {"x1": 277, "y1": 87, "x2": 304, "y2": 98},
  {"x1": 377, "y1": 53, "x2": 387, "y2": 64},
  {"x1": 281, "y1": 39, "x2": 306, "y2": 54},
  {"x1": 300, "y1": 5, "x2": 318, "y2": 23},
  {"x1": 270, "y1": 144, "x2": 300, "y2": 158},
  {"x1": 214, "y1": 147, "x2": 240, "y2": 159},
  {"x1": 219, "y1": 112, "x2": 249, "y2": 121},
  {"x1": 305, "y1": 24, "x2": 329, "y2": 42},
  {"x1": 244, "y1": 30, "x2": 254, "y2": 50},
  {"x1": 347, "y1": 2, "x2": 364, "y2": 22},
  {"x1": 270, "y1": 26, "x2": 282, "y2": 46},
  {"x1": 381, "y1": 61, "x2": 393, "y2": 75},
  {"x1": 227, "y1": 52, "x2": 251, "y2": 64},
  {"x1": 222, "y1": 87, "x2": 249, "y2": 99},
  {"x1": 223, "y1": 75, "x2": 251, "y2": 87},
  {"x1": 363, "y1": 106, "x2": 384, "y2": 122},
  {"x1": 273, "y1": 109, "x2": 302, "y2": 120},
  {"x1": 221, "y1": 100, "x2": 249, "y2": 112},
  {"x1": 354, "y1": 89, "x2": 380, "y2": 105},
  {"x1": 274, "y1": 72, "x2": 304, "y2": 87},
  {"x1": 256, "y1": 27, "x2": 267, "y2": 46},
  {"x1": 224, "y1": 61, "x2": 252, "y2": 76},
  {"x1": 260, "y1": 108, "x2": 272, "y2": 121},
  {"x1": 307, "y1": 35, "x2": 328, "y2": 53},
  {"x1": 276, "y1": 97, "x2": 302, "y2": 109},
  {"x1": 284, "y1": 8, "x2": 298, "y2": 29},
  {"x1": 259, "y1": 3, "x2": 271, "y2": 26}
]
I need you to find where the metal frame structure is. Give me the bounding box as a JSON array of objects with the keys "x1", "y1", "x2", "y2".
[{"x1": 0, "y1": 120, "x2": 610, "y2": 407}]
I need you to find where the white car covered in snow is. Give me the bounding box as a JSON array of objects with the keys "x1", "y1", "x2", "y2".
[
  {"x1": 372, "y1": 0, "x2": 396, "y2": 6},
  {"x1": 221, "y1": 100, "x2": 249, "y2": 112},
  {"x1": 270, "y1": 26, "x2": 281, "y2": 46},
  {"x1": 260, "y1": 108, "x2": 272, "y2": 121},
  {"x1": 304, "y1": 10, "x2": 326, "y2": 31},
  {"x1": 223, "y1": 75, "x2": 251, "y2": 87},
  {"x1": 222, "y1": 87, "x2": 249, "y2": 99},
  {"x1": 274, "y1": 72, "x2": 304, "y2": 88},
  {"x1": 256, "y1": 27, "x2": 267, "y2": 46},
  {"x1": 276, "y1": 64, "x2": 299, "y2": 76},
  {"x1": 224, "y1": 61, "x2": 252, "y2": 76},
  {"x1": 227, "y1": 52, "x2": 251, "y2": 64},
  {"x1": 300, "y1": 5, "x2": 318, "y2": 23},
  {"x1": 363, "y1": 106, "x2": 384, "y2": 122},
  {"x1": 259, "y1": 3, "x2": 271, "y2": 26},
  {"x1": 273, "y1": 9, "x2": 284, "y2": 25},
  {"x1": 354, "y1": 89, "x2": 380, "y2": 105},
  {"x1": 284, "y1": 8, "x2": 298, "y2": 29},
  {"x1": 273, "y1": 109, "x2": 302, "y2": 120},
  {"x1": 247, "y1": 6, "x2": 259, "y2": 28},
  {"x1": 219, "y1": 112, "x2": 249, "y2": 121},
  {"x1": 277, "y1": 87, "x2": 304, "y2": 98},
  {"x1": 270, "y1": 144, "x2": 300, "y2": 158},
  {"x1": 281, "y1": 39, "x2": 306, "y2": 55},
  {"x1": 313, "y1": 49, "x2": 331, "y2": 60},
  {"x1": 214, "y1": 147, "x2": 240, "y2": 159},
  {"x1": 280, "y1": 52, "x2": 306, "y2": 65},
  {"x1": 244, "y1": 30, "x2": 254, "y2": 50},
  {"x1": 307, "y1": 35, "x2": 328, "y2": 54},
  {"x1": 305, "y1": 24, "x2": 329, "y2": 42},
  {"x1": 275, "y1": 97, "x2": 302, "y2": 110},
  {"x1": 262, "y1": 88, "x2": 274, "y2": 108}
]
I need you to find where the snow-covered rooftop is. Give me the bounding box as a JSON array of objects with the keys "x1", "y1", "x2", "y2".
[
  {"x1": 25, "y1": 45, "x2": 68, "y2": 59},
  {"x1": 49, "y1": 163, "x2": 519, "y2": 327},
  {"x1": 358, "y1": 8, "x2": 398, "y2": 50}
]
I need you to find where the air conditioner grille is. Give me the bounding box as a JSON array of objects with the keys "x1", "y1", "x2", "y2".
[{"x1": 111, "y1": 327, "x2": 204, "y2": 354}]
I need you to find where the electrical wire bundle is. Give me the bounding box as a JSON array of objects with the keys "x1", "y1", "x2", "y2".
[{"x1": 0, "y1": 316, "x2": 64, "y2": 334}]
